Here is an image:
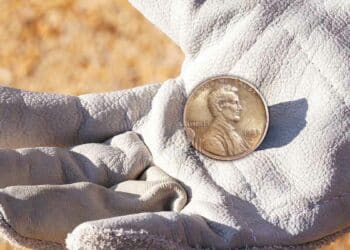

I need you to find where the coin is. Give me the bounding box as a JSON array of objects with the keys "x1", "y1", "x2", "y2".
[{"x1": 183, "y1": 76, "x2": 269, "y2": 160}]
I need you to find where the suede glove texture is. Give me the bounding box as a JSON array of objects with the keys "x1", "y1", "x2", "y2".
[{"x1": 0, "y1": 0, "x2": 349, "y2": 249}]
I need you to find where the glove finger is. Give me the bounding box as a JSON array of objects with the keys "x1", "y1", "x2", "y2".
[
  {"x1": 0, "y1": 86, "x2": 81, "y2": 148},
  {"x1": 67, "y1": 211, "x2": 226, "y2": 250},
  {"x1": 111, "y1": 166, "x2": 187, "y2": 213},
  {"x1": 0, "y1": 168, "x2": 185, "y2": 245},
  {"x1": 0, "y1": 84, "x2": 160, "y2": 148},
  {"x1": 77, "y1": 83, "x2": 160, "y2": 145},
  {"x1": 0, "y1": 131, "x2": 151, "y2": 188}
]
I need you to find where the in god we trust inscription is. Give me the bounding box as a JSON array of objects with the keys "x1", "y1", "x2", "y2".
[{"x1": 184, "y1": 76, "x2": 269, "y2": 160}]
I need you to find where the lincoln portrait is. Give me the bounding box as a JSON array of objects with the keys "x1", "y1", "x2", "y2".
[{"x1": 201, "y1": 85, "x2": 249, "y2": 157}]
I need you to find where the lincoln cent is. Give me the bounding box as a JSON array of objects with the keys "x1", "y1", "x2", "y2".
[{"x1": 184, "y1": 76, "x2": 269, "y2": 160}]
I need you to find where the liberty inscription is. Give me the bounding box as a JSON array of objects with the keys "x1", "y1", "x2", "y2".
[{"x1": 184, "y1": 76, "x2": 269, "y2": 160}]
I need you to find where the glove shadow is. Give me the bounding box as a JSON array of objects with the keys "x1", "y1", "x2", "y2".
[{"x1": 258, "y1": 98, "x2": 308, "y2": 150}]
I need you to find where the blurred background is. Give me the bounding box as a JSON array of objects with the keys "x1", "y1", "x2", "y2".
[
  {"x1": 0, "y1": 0, "x2": 348, "y2": 249},
  {"x1": 0, "y1": 0, "x2": 183, "y2": 94}
]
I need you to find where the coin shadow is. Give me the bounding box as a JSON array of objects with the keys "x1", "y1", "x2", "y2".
[{"x1": 257, "y1": 98, "x2": 308, "y2": 151}]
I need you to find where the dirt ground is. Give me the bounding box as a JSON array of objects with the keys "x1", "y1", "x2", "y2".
[{"x1": 0, "y1": 0, "x2": 348, "y2": 249}]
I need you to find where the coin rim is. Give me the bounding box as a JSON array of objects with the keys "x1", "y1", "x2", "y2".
[{"x1": 183, "y1": 74, "x2": 270, "y2": 161}]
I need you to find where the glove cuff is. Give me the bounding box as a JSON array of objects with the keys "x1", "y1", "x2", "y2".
[{"x1": 66, "y1": 226, "x2": 190, "y2": 250}]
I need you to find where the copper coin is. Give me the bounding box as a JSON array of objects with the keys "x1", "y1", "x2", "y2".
[{"x1": 184, "y1": 76, "x2": 269, "y2": 160}]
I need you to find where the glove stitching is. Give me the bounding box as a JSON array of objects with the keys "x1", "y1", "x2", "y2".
[
  {"x1": 316, "y1": 0, "x2": 350, "y2": 50},
  {"x1": 186, "y1": 0, "x2": 349, "y2": 105},
  {"x1": 277, "y1": 25, "x2": 349, "y2": 108},
  {"x1": 184, "y1": 0, "x2": 291, "y2": 58},
  {"x1": 229, "y1": 0, "x2": 300, "y2": 72},
  {"x1": 240, "y1": 5, "x2": 350, "y2": 109},
  {"x1": 257, "y1": 32, "x2": 297, "y2": 94}
]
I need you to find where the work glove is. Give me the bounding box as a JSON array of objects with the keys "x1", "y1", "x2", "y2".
[{"x1": 1, "y1": 0, "x2": 350, "y2": 249}]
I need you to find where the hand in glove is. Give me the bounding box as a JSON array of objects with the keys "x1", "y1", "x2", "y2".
[
  {"x1": 0, "y1": 86, "x2": 187, "y2": 249},
  {"x1": 1, "y1": 0, "x2": 350, "y2": 249}
]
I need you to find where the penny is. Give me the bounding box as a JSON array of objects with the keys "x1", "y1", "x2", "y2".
[{"x1": 183, "y1": 76, "x2": 269, "y2": 160}]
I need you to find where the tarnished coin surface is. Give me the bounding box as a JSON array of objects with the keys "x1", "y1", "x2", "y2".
[{"x1": 184, "y1": 76, "x2": 269, "y2": 161}]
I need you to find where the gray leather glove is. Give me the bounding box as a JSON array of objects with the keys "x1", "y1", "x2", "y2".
[{"x1": 1, "y1": 0, "x2": 350, "y2": 249}]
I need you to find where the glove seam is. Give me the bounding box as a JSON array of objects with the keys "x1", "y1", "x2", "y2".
[{"x1": 233, "y1": 1, "x2": 349, "y2": 107}]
